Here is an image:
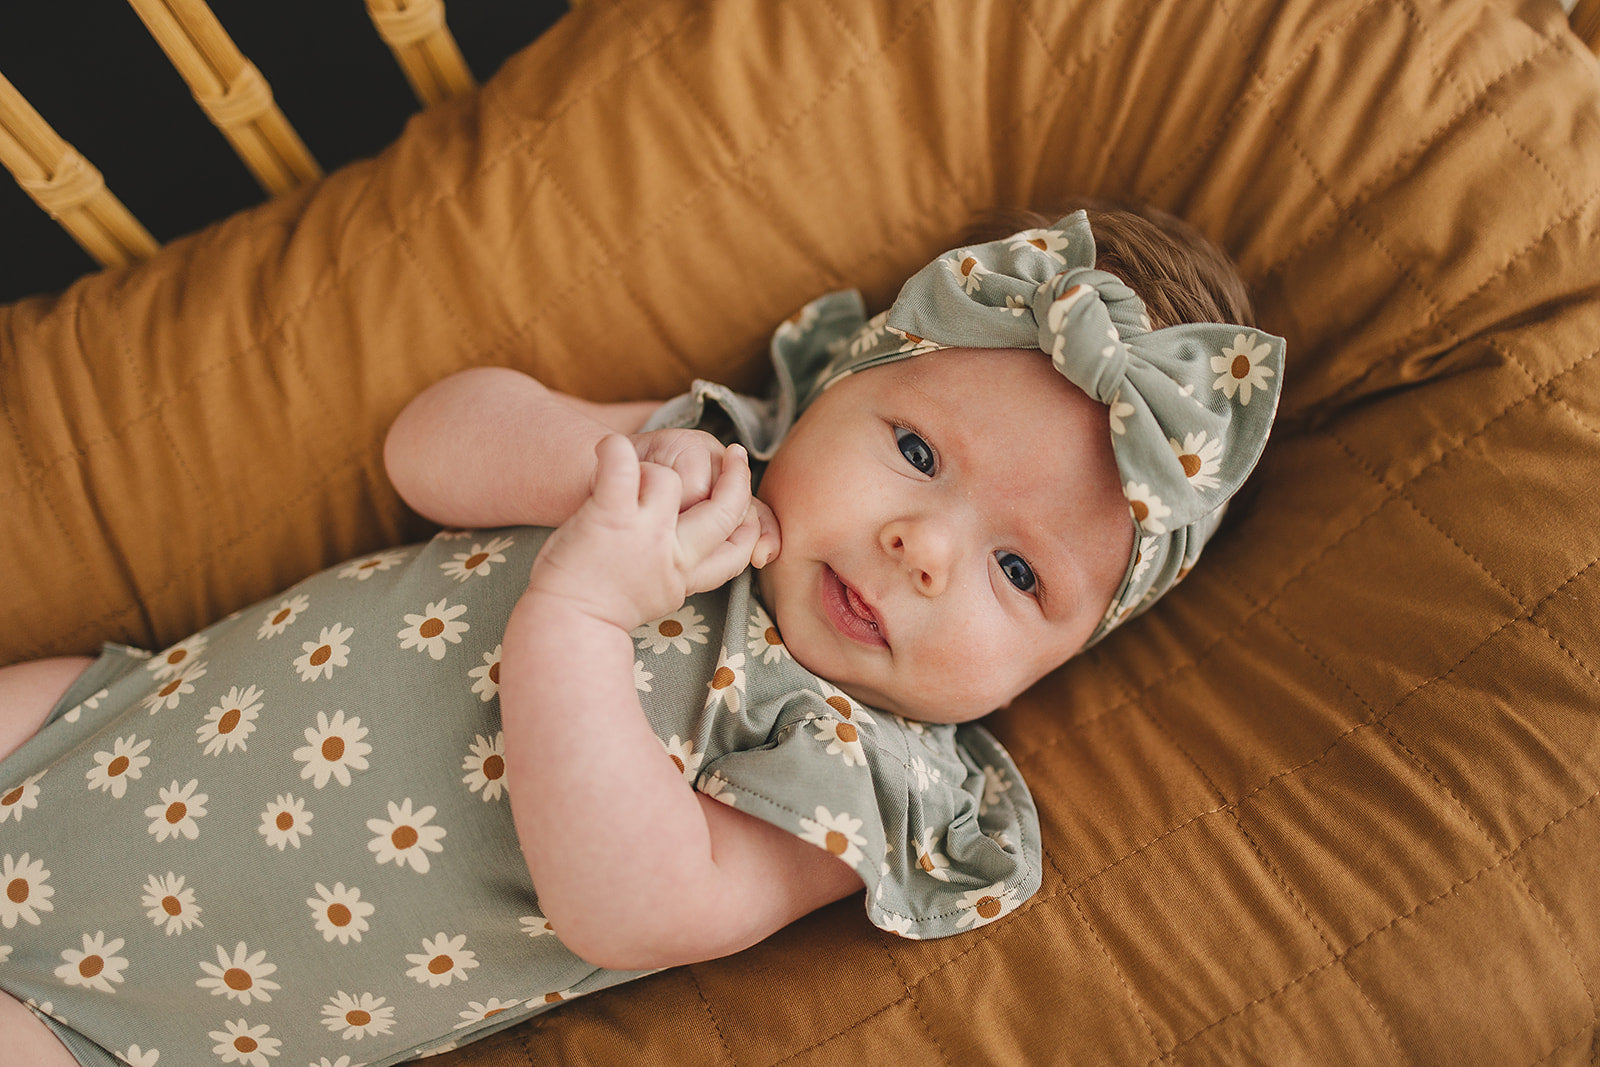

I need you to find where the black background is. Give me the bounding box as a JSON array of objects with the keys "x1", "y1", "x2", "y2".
[{"x1": 1, "y1": 1, "x2": 568, "y2": 304}]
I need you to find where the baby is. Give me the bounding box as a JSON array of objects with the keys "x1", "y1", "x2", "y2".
[{"x1": 0, "y1": 204, "x2": 1283, "y2": 1067}]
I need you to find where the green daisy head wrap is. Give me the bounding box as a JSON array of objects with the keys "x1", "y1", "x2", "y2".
[{"x1": 763, "y1": 209, "x2": 1286, "y2": 647}]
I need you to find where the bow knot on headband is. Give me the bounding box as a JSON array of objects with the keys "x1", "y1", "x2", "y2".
[{"x1": 772, "y1": 209, "x2": 1285, "y2": 646}]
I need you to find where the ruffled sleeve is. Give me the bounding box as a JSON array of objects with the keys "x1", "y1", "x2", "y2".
[{"x1": 697, "y1": 680, "x2": 1042, "y2": 940}]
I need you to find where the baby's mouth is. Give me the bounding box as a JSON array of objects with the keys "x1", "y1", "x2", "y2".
[{"x1": 823, "y1": 566, "x2": 889, "y2": 649}]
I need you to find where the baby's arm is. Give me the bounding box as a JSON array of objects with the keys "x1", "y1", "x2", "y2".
[
  {"x1": 384, "y1": 367, "x2": 661, "y2": 529},
  {"x1": 500, "y1": 437, "x2": 861, "y2": 970}
]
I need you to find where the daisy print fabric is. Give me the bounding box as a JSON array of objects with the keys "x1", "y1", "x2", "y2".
[{"x1": 0, "y1": 518, "x2": 1038, "y2": 1066}]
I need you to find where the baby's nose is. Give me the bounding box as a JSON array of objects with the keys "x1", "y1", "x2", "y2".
[{"x1": 882, "y1": 518, "x2": 954, "y2": 597}]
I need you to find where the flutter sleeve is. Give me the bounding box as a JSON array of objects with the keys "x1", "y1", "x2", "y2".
[{"x1": 698, "y1": 680, "x2": 1042, "y2": 940}]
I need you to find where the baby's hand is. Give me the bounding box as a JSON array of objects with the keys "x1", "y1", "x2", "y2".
[
  {"x1": 527, "y1": 435, "x2": 761, "y2": 631},
  {"x1": 628, "y1": 428, "x2": 729, "y2": 511},
  {"x1": 631, "y1": 427, "x2": 780, "y2": 568}
]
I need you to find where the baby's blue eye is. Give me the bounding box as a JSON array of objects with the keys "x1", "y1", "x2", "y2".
[
  {"x1": 996, "y1": 551, "x2": 1037, "y2": 593},
  {"x1": 894, "y1": 427, "x2": 936, "y2": 475}
]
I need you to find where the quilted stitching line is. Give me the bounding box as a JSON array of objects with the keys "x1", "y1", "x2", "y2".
[
  {"x1": 994, "y1": 0, "x2": 1162, "y2": 179},
  {"x1": 1056, "y1": 552, "x2": 1598, "y2": 900},
  {"x1": 1057, "y1": 868, "x2": 1167, "y2": 1056},
  {"x1": 1319, "y1": 178, "x2": 1600, "y2": 415},
  {"x1": 1157, "y1": 784, "x2": 1600, "y2": 1060},
  {"x1": 1251, "y1": 72, "x2": 1448, "y2": 335},
  {"x1": 1251, "y1": 33, "x2": 1565, "y2": 285},
  {"x1": 1145, "y1": 0, "x2": 1383, "y2": 206},
  {"x1": 12, "y1": 1, "x2": 705, "y2": 494},
  {"x1": 680, "y1": 966, "x2": 737, "y2": 1064},
  {"x1": 488, "y1": 0, "x2": 946, "y2": 366},
  {"x1": 1324, "y1": 431, "x2": 1532, "y2": 614}
]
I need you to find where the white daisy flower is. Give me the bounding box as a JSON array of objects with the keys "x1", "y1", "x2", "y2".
[
  {"x1": 1123, "y1": 482, "x2": 1172, "y2": 535},
  {"x1": 797, "y1": 807, "x2": 867, "y2": 867},
  {"x1": 455, "y1": 998, "x2": 521, "y2": 1029},
  {"x1": 398, "y1": 599, "x2": 470, "y2": 660},
  {"x1": 55, "y1": 931, "x2": 128, "y2": 993},
  {"x1": 914, "y1": 827, "x2": 952, "y2": 881},
  {"x1": 530, "y1": 989, "x2": 571, "y2": 1008},
  {"x1": 703, "y1": 650, "x2": 746, "y2": 714},
  {"x1": 293, "y1": 710, "x2": 371, "y2": 788},
  {"x1": 520, "y1": 914, "x2": 555, "y2": 938},
  {"x1": 308, "y1": 882, "x2": 374, "y2": 945},
  {"x1": 145, "y1": 779, "x2": 208, "y2": 842},
  {"x1": 886, "y1": 326, "x2": 941, "y2": 356},
  {"x1": 1210, "y1": 332, "x2": 1276, "y2": 405},
  {"x1": 979, "y1": 764, "x2": 1014, "y2": 817},
  {"x1": 633, "y1": 659, "x2": 653, "y2": 693},
  {"x1": 660, "y1": 736, "x2": 703, "y2": 782},
  {"x1": 197, "y1": 942, "x2": 280, "y2": 1005},
  {"x1": 321, "y1": 990, "x2": 395, "y2": 1039},
  {"x1": 197, "y1": 684, "x2": 263, "y2": 755},
  {"x1": 877, "y1": 913, "x2": 917, "y2": 938},
  {"x1": 1108, "y1": 389, "x2": 1135, "y2": 436},
  {"x1": 1009, "y1": 227, "x2": 1070, "y2": 262},
  {"x1": 256, "y1": 593, "x2": 309, "y2": 639},
  {"x1": 908, "y1": 756, "x2": 941, "y2": 791},
  {"x1": 954, "y1": 882, "x2": 1022, "y2": 929},
  {"x1": 945, "y1": 251, "x2": 988, "y2": 293},
  {"x1": 746, "y1": 605, "x2": 789, "y2": 664},
  {"x1": 461, "y1": 734, "x2": 507, "y2": 801},
  {"x1": 62, "y1": 686, "x2": 107, "y2": 724},
  {"x1": 142, "y1": 872, "x2": 203, "y2": 935},
  {"x1": 816, "y1": 679, "x2": 875, "y2": 724},
  {"x1": 0, "y1": 772, "x2": 44, "y2": 824},
  {"x1": 405, "y1": 932, "x2": 477, "y2": 987},
  {"x1": 1045, "y1": 282, "x2": 1094, "y2": 334},
  {"x1": 147, "y1": 634, "x2": 209, "y2": 680},
  {"x1": 122, "y1": 1046, "x2": 160, "y2": 1067},
  {"x1": 208, "y1": 1019, "x2": 279, "y2": 1066},
  {"x1": 1129, "y1": 536, "x2": 1161, "y2": 587},
  {"x1": 631, "y1": 605, "x2": 710, "y2": 655},
  {"x1": 1004, "y1": 293, "x2": 1030, "y2": 317},
  {"x1": 775, "y1": 301, "x2": 819, "y2": 340},
  {"x1": 847, "y1": 312, "x2": 889, "y2": 357},
  {"x1": 259, "y1": 794, "x2": 313, "y2": 849},
  {"x1": 439, "y1": 536, "x2": 514, "y2": 582},
  {"x1": 140, "y1": 660, "x2": 207, "y2": 714},
  {"x1": 812, "y1": 718, "x2": 866, "y2": 768},
  {"x1": 367, "y1": 798, "x2": 446, "y2": 874},
  {"x1": 339, "y1": 548, "x2": 409, "y2": 580},
  {"x1": 468, "y1": 645, "x2": 502, "y2": 702},
  {"x1": 294, "y1": 623, "x2": 354, "y2": 682},
  {"x1": 700, "y1": 772, "x2": 738, "y2": 807},
  {"x1": 1169, "y1": 431, "x2": 1223, "y2": 490},
  {"x1": 85, "y1": 735, "x2": 150, "y2": 799}
]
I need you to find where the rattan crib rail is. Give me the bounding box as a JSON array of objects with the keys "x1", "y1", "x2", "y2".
[
  {"x1": 4, "y1": 0, "x2": 1596, "y2": 272},
  {"x1": 0, "y1": 0, "x2": 476, "y2": 269}
]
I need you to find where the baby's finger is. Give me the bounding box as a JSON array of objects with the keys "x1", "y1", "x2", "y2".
[
  {"x1": 590, "y1": 435, "x2": 642, "y2": 513},
  {"x1": 637, "y1": 461, "x2": 685, "y2": 519},
  {"x1": 673, "y1": 445, "x2": 716, "y2": 509},
  {"x1": 676, "y1": 444, "x2": 753, "y2": 560},
  {"x1": 749, "y1": 498, "x2": 781, "y2": 568},
  {"x1": 686, "y1": 515, "x2": 760, "y2": 595}
]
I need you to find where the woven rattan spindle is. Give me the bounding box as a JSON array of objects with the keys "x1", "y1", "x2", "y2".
[
  {"x1": 365, "y1": 0, "x2": 476, "y2": 107},
  {"x1": 1572, "y1": 0, "x2": 1600, "y2": 54},
  {"x1": 124, "y1": 0, "x2": 321, "y2": 195},
  {"x1": 0, "y1": 69, "x2": 158, "y2": 267}
]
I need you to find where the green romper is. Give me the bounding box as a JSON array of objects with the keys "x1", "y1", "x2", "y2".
[
  {"x1": 0, "y1": 315, "x2": 1042, "y2": 1066},
  {"x1": 0, "y1": 533, "x2": 1039, "y2": 1066}
]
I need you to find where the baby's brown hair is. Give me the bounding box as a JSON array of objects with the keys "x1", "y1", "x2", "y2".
[{"x1": 962, "y1": 200, "x2": 1255, "y2": 331}]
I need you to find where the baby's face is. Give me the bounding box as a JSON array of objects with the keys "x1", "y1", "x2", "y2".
[{"x1": 755, "y1": 347, "x2": 1135, "y2": 723}]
